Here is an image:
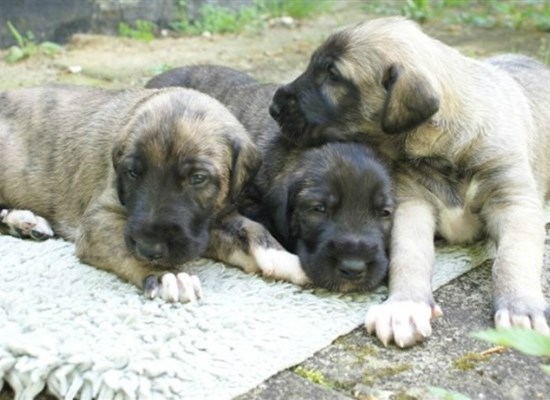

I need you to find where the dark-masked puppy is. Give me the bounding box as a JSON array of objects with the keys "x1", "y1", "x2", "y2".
[
  {"x1": 146, "y1": 65, "x2": 394, "y2": 292},
  {"x1": 269, "y1": 17, "x2": 550, "y2": 347},
  {"x1": 264, "y1": 142, "x2": 393, "y2": 292},
  {"x1": 0, "y1": 85, "x2": 307, "y2": 302}
]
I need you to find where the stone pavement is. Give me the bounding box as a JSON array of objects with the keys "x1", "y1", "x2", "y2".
[{"x1": 240, "y1": 255, "x2": 550, "y2": 399}]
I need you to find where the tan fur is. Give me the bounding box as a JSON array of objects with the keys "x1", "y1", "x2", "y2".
[
  {"x1": 272, "y1": 17, "x2": 550, "y2": 346},
  {"x1": 0, "y1": 85, "x2": 264, "y2": 300}
]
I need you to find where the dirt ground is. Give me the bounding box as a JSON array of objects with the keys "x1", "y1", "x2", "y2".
[
  {"x1": 2, "y1": 2, "x2": 550, "y2": 91},
  {"x1": 2, "y1": 1, "x2": 550, "y2": 399}
]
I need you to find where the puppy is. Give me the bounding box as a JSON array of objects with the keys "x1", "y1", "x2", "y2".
[
  {"x1": 147, "y1": 65, "x2": 394, "y2": 292},
  {"x1": 0, "y1": 85, "x2": 309, "y2": 303},
  {"x1": 269, "y1": 17, "x2": 550, "y2": 346}
]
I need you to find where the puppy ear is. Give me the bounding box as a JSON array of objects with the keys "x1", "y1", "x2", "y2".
[
  {"x1": 381, "y1": 64, "x2": 440, "y2": 134},
  {"x1": 229, "y1": 136, "x2": 261, "y2": 202},
  {"x1": 263, "y1": 177, "x2": 300, "y2": 248},
  {"x1": 111, "y1": 141, "x2": 127, "y2": 205}
]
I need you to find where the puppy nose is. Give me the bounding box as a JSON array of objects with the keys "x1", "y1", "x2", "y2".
[
  {"x1": 134, "y1": 239, "x2": 167, "y2": 261},
  {"x1": 337, "y1": 259, "x2": 367, "y2": 280},
  {"x1": 271, "y1": 86, "x2": 296, "y2": 117},
  {"x1": 269, "y1": 102, "x2": 281, "y2": 119}
]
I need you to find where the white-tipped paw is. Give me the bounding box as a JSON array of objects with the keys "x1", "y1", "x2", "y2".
[
  {"x1": 1, "y1": 209, "x2": 54, "y2": 241},
  {"x1": 365, "y1": 300, "x2": 443, "y2": 348},
  {"x1": 252, "y1": 247, "x2": 311, "y2": 286},
  {"x1": 144, "y1": 272, "x2": 203, "y2": 303},
  {"x1": 494, "y1": 298, "x2": 550, "y2": 335}
]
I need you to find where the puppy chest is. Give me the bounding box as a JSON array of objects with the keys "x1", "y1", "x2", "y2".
[
  {"x1": 435, "y1": 174, "x2": 486, "y2": 243},
  {"x1": 437, "y1": 205, "x2": 483, "y2": 244},
  {"x1": 400, "y1": 158, "x2": 485, "y2": 244}
]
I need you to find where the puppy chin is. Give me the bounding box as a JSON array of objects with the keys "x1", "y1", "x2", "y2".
[
  {"x1": 309, "y1": 276, "x2": 372, "y2": 293},
  {"x1": 304, "y1": 262, "x2": 388, "y2": 293}
]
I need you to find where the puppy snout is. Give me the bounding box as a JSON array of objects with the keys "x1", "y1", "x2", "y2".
[
  {"x1": 128, "y1": 220, "x2": 186, "y2": 263},
  {"x1": 270, "y1": 86, "x2": 296, "y2": 118},
  {"x1": 337, "y1": 259, "x2": 367, "y2": 280},
  {"x1": 269, "y1": 101, "x2": 282, "y2": 120},
  {"x1": 328, "y1": 237, "x2": 377, "y2": 254},
  {"x1": 134, "y1": 239, "x2": 168, "y2": 261}
]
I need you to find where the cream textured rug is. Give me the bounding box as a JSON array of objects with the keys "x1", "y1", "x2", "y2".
[{"x1": 0, "y1": 233, "x2": 496, "y2": 399}]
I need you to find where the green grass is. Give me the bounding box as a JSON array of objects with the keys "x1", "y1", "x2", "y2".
[
  {"x1": 364, "y1": 0, "x2": 550, "y2": 31},
  {"x1": 171, "y1": 0, "x2": 334, "y2": 35},
  {"x1": 118, "y1": 19, "x2": 156, "y2": 42},
  {"x1": 5, "y1": 21, "x2": 63, "y2": 63},
  {"x1": 259, "y1": 0, "x2": 333, "y2": 19}
]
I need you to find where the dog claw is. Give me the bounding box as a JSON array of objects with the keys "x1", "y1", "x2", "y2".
[
  {"x1": 365, "y1": 299, "x2": 441, "y2": 348},
  {"x1": 494, "y1": 301, "x2": 550, "y2": 335},
  {"x1": 144, "y1": 272, "x2": 203, "y2": 303},
  {"x1": 1, "y1": 209, "x2": 54, "y2": 240}
]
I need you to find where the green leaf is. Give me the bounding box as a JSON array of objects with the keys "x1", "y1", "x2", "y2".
[
  {"x1": 5, "y1": 45, "x2": 25, "y2": 63},
  {"x1": 39, "y1": 41, "x2": 63, "y2": 56},
  {"x1": 541, "y1": 364, "x2": 550, "y2": 376},
  {"x1": 472, "y1": 328, "x2": 550, "y2": 357},
  {"x1": 429, "y1": 386, "x2": 471, "y2": 400},
  {"x1": 7, "y1": 21, "x2": 25, "y2": 48}
]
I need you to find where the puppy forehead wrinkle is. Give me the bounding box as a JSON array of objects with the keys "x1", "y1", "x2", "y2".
[
  {"x1": 345, "y1": 18, "x2": 427, "y2": 66},
  {"x1": 130, "y1": 95, "x2": 238, "y2": 167},
  {"x1": 317, "y1": 30, "x2": 350, "y2": 62}
]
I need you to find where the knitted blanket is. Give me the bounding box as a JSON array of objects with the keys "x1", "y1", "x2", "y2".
[{"x1": 0, "y1": 234, "x2": 494, "y2": 399}]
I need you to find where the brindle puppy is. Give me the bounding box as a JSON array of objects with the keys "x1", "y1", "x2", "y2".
[
  {"x1": 147, "y1": 66, "x2": 394, "y2": 292},
  {"x1": 0, "y1": 85, "x2": 309, "y2": 303},
  {"x1": 269, "y1": 17, "x2": 550, "y2": 346}
]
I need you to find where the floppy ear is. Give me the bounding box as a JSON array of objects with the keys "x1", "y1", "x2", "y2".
[
  {"x1": 263, "y1": 177, "x2": 300, "y2": 248},
  {"x1": 229, "y1": 137, "x2": 261, "y2": 202},
  {"x1": 381, "y1": 64, "x2": 440, "y2": 134},
  {"x1": 111, "y1": 141, "x2": 127, "y2": 205}
]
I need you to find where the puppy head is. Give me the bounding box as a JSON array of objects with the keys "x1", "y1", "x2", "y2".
[
  {"x1": 112, "y1": 88, "x2": 260, "y2": 267},
  {"x1": 265, "y1": 143, "x2": 393, "y2": 292},
  {"x1": 270, "y1": 17, "x2": 441, "y2": 146}
]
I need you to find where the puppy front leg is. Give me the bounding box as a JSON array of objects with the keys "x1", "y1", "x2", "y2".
[
  {"x1": 365, "y1": 199, "x2": 442, "y2": 347},
  {"x1": 0, "y1": 208, "x2": 54, "y2": 241},
  {"x1": 75, "y1": 199, "x2": 202, "y2": 303},
  {"x1": 206, "y1": 211, "x2": 310, "y2": 286},
  {"x1": 485, "y1": 203, "x2": 549, "y2": 334}
]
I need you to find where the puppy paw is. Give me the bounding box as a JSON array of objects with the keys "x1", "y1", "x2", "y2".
[
  {"x1": 143, "y1": 272, "x2": 203, "y2": 303},
  {"x1": 494, "y1": 296, "x2": 549, "y2": 335},
  {"x1": 1, "y1": 209, "x2": 54, "y2": 241},
  {"x1": 365, "y1": 299, "x2": 443, "y2": 348},
  {"x1": 251, "y1": 247, "x2": 311, "y2": 286}
]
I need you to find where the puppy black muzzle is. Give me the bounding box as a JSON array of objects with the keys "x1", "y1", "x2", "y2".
[
  {"x1": 299, "y1": 233, "x2": 389, "y2": 292},
  {"x1": 270, "y1": 84, "x2": 312, "y2": 145},
  {"x1": 125, "y1": 216, "x2": 209, "y2": 268}
]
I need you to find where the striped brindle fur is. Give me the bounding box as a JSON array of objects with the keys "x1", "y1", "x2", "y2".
[{"x1": 0, "y1": 85, "x2": 309, "y2": 302}]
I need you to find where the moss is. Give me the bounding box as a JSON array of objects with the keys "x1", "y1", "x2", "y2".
[
  {"x1": 354, "y1": 344, "x2": 380, "y2": 359},
  {"x1": 293, "y1": 366, "x2": 333, "y2": 388},
  {"x1": 362, "y1": 363, "x2": 413, "y2": 385},
  {"x1": 453, "y1": 352, "x2": 489, "y2": 371},
  {"x1": 332, "y1": 339, "x2": 380, "y2": 362}
]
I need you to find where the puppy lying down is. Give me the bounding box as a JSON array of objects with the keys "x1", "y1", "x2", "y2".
[{"x1": 147, "y1": 65, "x2": 394, "y2": 293}]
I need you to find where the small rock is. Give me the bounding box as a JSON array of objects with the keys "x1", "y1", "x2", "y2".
[{"x1": 67, "y1": 65, "x2": 82, "y2": 74}]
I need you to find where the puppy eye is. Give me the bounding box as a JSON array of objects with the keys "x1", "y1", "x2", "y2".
[
  {"x1": 190, "y1": 172, "x2": 208, "y2": 186},
  {"x1": 382, "y1": 65, "x2": 398, "y2": 92},
  {"x1": 126, "y1": 168, "x2": 141, "y2": 180},
  {"x1": 327, "y1": 64, "x2": 340, "y2": 81},
  {"x1": 313, "y1": 203, "x2": 327, "y2": 214},
  {"x1": 380, "y1": 207, "x2": 393, "y2": 218}
]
